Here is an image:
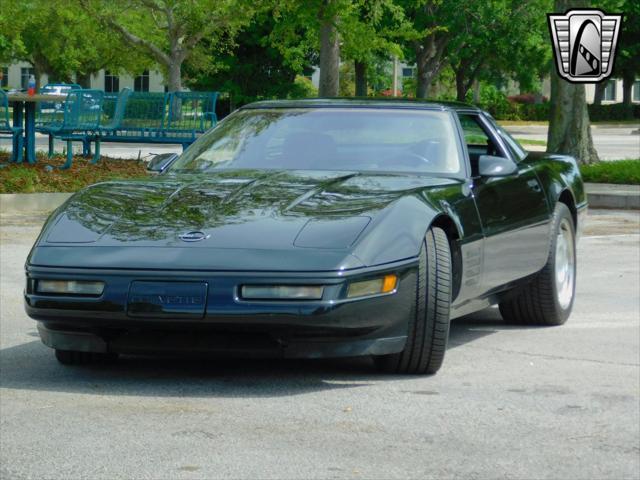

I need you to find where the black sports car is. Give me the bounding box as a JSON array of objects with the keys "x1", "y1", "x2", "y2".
[{"x1": 24, "y1": 99, "x2": 587, "y2": 374}]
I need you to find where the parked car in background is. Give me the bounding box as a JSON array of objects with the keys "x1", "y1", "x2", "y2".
[{"x1": 39, "y1": 83, "x2": 81, "y2": 111}]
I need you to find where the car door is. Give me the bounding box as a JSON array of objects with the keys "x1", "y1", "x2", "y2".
[{"x1": 459, "y1": 112, "x2": 551, "y2": 292}]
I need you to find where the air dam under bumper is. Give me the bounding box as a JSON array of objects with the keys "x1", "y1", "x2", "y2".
[{"x1": 25, "y1": 261, "x2": 417, "y2": 359}]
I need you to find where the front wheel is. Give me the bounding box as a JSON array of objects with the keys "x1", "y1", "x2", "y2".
[
  {"x1": 375, "y1": 227, "x2": 452, "y2": 375},
  {"x1": 499, "y1": 203, "x2": 576, "y2": 326}
]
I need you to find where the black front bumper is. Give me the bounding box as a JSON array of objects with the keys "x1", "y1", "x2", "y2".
[{"x1": 25, "y1": 260, "x2": 417, "y2": 359}]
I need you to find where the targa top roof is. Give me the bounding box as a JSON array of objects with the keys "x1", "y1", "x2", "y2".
[{"x1": 241, "y1": 97, "x2": 482, "y2": 112}]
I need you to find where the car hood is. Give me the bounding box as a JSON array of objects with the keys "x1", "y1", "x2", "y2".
[{"x1": 30, "y1": 170, "x2": 461, "y2": 271}]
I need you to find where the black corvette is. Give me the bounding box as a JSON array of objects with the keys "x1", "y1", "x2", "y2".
[{"x1": 24, "y1": 99, "x2": 587, "y2": 374}]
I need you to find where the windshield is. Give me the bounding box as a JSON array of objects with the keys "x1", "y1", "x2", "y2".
[{"x1": 171, "y1": 108, "x2": 464, "y2": 175}]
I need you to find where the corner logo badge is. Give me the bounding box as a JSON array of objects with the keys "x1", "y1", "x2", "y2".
[{"x1": 548, "y1": 9, "x2": 622, "y2": 83}]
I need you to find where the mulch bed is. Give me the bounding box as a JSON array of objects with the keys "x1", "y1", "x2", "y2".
[{"x1": 0, "y1": 153, "x2": 149, "y2": 193}]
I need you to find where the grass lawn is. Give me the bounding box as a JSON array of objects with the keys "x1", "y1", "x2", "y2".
[
  {"x1": 516, "y1": 138, "x2": 547, "y2": 146},
  {"x1": 0, "y1": 152, "x2": 148, "y2": 194},
  {"x1": 580, "y1": 159, "x2": 640, "y2": 185}
]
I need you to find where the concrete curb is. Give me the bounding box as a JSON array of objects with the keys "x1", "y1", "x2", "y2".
[
  {"x1": 1, "y1": 184, "x2": 638, "y2": 216},
  {"x1": 585, "y1": 183, "x2": 640, "y2": 210},
  {"x1": 0, "y1": 193, "x2": 73, "y2": 215}
]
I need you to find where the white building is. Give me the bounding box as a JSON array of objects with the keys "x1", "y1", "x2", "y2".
[
  {"x1": 1, "y1": 61, "x2": 165, "y2": 93},
  {"x1": 584, "y1": 78, "x2": 640, "y2": 103}
]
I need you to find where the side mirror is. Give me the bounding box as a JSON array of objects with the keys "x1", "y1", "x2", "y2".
[
  {"x1": 478, "y1": 155, "x2": 517, "y2": 177},
  {"x1": 147, "y1": 153, "x2": 178, "y2": 174}
]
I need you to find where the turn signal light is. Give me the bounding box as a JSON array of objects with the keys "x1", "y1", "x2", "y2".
[{"x1": 347, "y1": 274, "x2": 398, "y2": 299}]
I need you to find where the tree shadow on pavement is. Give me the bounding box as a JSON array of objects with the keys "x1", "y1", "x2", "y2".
[{"x1": 0, "y1": 307, "x2": 532, "y2": 398}]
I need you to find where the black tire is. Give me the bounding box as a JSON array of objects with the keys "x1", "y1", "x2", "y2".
[
  {"x1": 54, "y1": 349, "x2": 118, "y2": 365},
  {"x1": 499, "y1": 203, "x2": 576, "y2": 326},
  {"x1": 375, "y1": 227, "x2": 452, "y2": 375}
]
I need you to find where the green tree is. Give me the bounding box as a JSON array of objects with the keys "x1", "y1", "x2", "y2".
[
  {"x1": 186, "y1": 13, "x2": 316, "y2": 105},
  {"x1": 272, "y1": 0, "x2": 347, "y2": 97},
  {"x1": 0, "y1": 0, "x2": 142, "y2": 88},
  {"x1": 447, "y1": 0, "x2": 551, "y2": 102},
  {"x1": 81, "y1": 0, "x2": 258, "y2": 92},
  {"x1": 340, "y1": 0, "x2": 405, "y2": 96},
  {"x1": 395, "y1": 0, "x2": 463, "y2": 99}
]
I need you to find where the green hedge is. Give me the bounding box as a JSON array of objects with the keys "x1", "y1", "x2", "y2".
[
  {"x1": 587, "y1": 103, "x2": 639, "y2": 121},
  {"x1": 485, "y1": 101, "x2": 640, "y2": 122}
]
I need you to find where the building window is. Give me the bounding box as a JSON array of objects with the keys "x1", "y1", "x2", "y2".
[
  {"x1": 21, "y1": 67, "x2": 35, "y2": 90},
  {"x1": 134, "y1": 70, "x2": 149, "y2": 92},
  {"x1": 0, "y1": 67, "x2": 8, "y2": 88},
  {"x1": 603, "y1": 80, "x2": 617, "y2": 101},
  {"x1": 633, "y1": 81, "x2": 640, "y2": 102},
  {"x1": 402, "y1": 67, "x2": 414, "y2": 78},
  {"x1": 104, "y1": 71, "x2": 119, "y2": 93}
]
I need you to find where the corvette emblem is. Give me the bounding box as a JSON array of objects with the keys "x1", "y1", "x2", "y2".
[
  {"x1": 548, "y1": 9, "x2": 622, "y2": 83},
  {"x1": 178, "y1": 231, "x2": 209, "y2": 242}
]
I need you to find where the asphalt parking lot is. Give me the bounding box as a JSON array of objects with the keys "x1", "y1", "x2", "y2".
[{"x1": 0, "y1": 210, "x2": 638, "y2": 480}]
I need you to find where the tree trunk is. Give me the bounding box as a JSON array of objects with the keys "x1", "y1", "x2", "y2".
[
  {"x1": 415, "y1": 36, "x2": 447, "y2": 99},
  {"x1": 415, "y1": 52, "x2": 432, "y2": 99},
  {"x1": 622, "y1": 74, "x2": 634, "y2": 106},
  {"x1": 76, "y1": 72, "x2": 92, "y2": 89},
  {"x1": 355, "y1": 61, "x2": 367, "y2": 97},
  {"x1": 167, "y1": 60, "x2": 182, "y2": 92},
  {"x1": 472, "y1": 80, "x2": 480, "y2": 103},
  {"x1": 593, "y1": 82, "x2": 606, "y2": 105},
  {"x1": 455, "y1": 68, "x2": 466, "y2": 102},
  {"x1": 319, "y1": 12, "x2": 340, "y2": 97},
  {"x1": 547, "y1": 68, "x2": 599, "y2": 164}
]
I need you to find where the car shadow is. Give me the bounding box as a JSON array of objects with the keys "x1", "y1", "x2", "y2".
[{"x1": 0, "y1": 307, "x2": 531, "y2": 398}]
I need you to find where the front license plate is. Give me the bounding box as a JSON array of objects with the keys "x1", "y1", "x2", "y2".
[{"x1": 127, "y1": 281, "x2": 208, "y2": 319}]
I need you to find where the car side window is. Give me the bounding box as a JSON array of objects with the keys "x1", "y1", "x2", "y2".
[
  {"x1": 458, "y1": 114, "x2": 508, "y2": 175},
  {"x1": 484, "y1": 113, "x2": 527, "y2": 161}
]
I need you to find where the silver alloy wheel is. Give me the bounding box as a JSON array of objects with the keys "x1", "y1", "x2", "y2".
[{"x1": 555, "y1": 218, "x2": 575, "y2": 310}]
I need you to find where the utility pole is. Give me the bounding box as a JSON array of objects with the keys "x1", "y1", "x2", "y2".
[{"x1": 392, "y1": 56, "x2": 398, "y2": 97}]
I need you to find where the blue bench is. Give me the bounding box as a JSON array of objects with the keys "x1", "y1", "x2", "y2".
[
  {"x1": 39, "y1": 89, "x2": 104, "y2": 169},
  {"x1": 35, "y1": 89, "x2": 218, "y2": 168},
  {"x1": 98, "y1": 90, "x2": 218, "y2": 149}
]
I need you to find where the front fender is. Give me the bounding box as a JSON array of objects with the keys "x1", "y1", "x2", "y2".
[
  {"x1": 350, "y1": 195, "x2": 443, "y2": 267},
  {"x1": 527, "y1": 152, "x2": 587, "y2": 210}
]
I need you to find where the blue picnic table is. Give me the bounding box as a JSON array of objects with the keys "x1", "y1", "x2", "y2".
[{"x1": 7, "y1": 92, "x2": 67, "y2": 163}]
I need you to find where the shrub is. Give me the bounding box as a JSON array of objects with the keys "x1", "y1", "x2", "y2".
[
  {"x1": 508, "y1": 93, "x2": 548, "y2": 104},
  {"x1": 289, "y1": 75, "x2": 318, "y2": 99},
  {"x1": 587, "y1": 103, "x2": 637, "y2": 121}
]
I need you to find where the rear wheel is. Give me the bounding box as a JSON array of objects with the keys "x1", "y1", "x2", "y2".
[
  {"x1": 375, "y1": 227, "x2": 452, "y2": 375},
  {"x1": 499, "y1": 203, "x2": 576, "y2": 326}
]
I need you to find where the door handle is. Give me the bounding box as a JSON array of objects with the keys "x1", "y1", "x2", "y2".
[{"x1": 527, "y1": 179, "x2": 542, "y2": 192}]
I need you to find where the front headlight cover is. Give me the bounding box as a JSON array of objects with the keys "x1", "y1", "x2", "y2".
[
  {"x1": 36, "y1": 280, "x2": 105, "y2": 296},
  {"x1": 241, "y1": 285, "x2": 324, "y2": 300}
]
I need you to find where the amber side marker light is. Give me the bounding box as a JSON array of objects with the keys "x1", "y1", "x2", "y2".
[{"x1": 347, "y1": 274, "x2": 398, "y2": 299}]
